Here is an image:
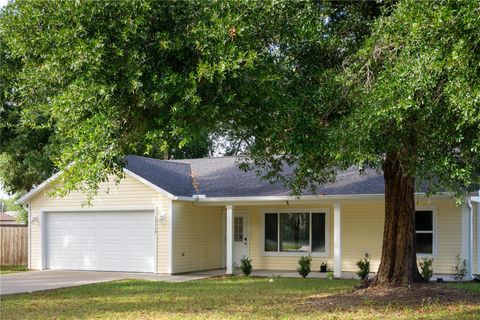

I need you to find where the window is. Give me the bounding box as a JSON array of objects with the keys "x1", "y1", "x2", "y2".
[
  {"x1": 415, "y1": 210, "x2": 434, "y2": 255},
  {"x1": 234, "y1": 216, "x2": 243, "y2": 242},
  {"x1": 263, "y1": 210, "x2": 328, "y2": 255}
]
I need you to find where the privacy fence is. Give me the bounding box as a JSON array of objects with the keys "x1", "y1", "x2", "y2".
[{"x1": 0, "y1": 225, "x2": 28, "y2": 266}]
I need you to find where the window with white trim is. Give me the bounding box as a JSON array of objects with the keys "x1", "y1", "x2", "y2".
[
  {"x1": 264, "y1": 211, "x2": 327, "y2": 254},
  {"x1": 415, "y1": 210, "x2": 434, "y2": 255}
]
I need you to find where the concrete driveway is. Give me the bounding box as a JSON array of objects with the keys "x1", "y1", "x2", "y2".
[{"x1": 0, "y1": 269, "x2": 224, "y2": 295}]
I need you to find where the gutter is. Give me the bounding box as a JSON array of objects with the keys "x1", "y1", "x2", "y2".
[{"x1": 172, "y1": 192, "x2": 459, "y2": 205}]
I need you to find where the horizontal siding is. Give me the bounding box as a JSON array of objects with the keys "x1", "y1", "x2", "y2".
[
  {"x1": 246, "y1": 204, "x2": 334, "y2": 271},
  {"x1": 237, "y1": 197, "x2": 463, "y2": 275},
  {"x1": 28, "y1": 175, "x2": 171, "y2": 273},
  {"x1": 434, "y1": 199, "x2": 463, "y2": 274},
  {"x1": 341, "y1": 203, "x2": 384, "y2": 272},
  {"x1": 172, "y1": 202, "x2": 223, "y2": 273}
]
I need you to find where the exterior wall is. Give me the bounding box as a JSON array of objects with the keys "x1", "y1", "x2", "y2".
[
  {"x1": 28, "y1": 175, "x2": 171, "y2": 273},
  {"x1": 241, "y1": 204, "x2": 335, "y2": 271},
  {"x1": 474, "y1": 202, "x2": 478, "y2": 274},
  {"x1": 235, "y1": 197, "x2": 464, "y2": 275},
  {"x1": 171, "y1": 201, "x2": 224, "y2": 273}
]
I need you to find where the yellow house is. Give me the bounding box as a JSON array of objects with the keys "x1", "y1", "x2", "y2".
[{"x1": 18, "y1": 155, "x2": 479, "y2": 279}]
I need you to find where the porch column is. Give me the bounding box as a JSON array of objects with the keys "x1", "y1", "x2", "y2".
[
  {"x1": 461, "y1": 198, "x2": 473, "y2": 280},
  {"x1": 226, "y1": 205, "x2": 234, "y2": 275},
  {"x1": 333, "y1": 203, "x2": 342, "y2": 278}
]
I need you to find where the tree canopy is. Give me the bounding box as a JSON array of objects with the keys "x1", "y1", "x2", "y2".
[
  {"x1": 1, "y1": 0, "x2": 479, "y2": 285},
  {"x1": 1, "y1": 0, "x2": 385, "y2": 198},
  {"x1": 237, "y1": 0, "x2": 480, "y2": 197}
]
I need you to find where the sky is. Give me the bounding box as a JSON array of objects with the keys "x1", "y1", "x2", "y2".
[{"x1": 0, "y1": 0, "x2": 8, "y2": 7}]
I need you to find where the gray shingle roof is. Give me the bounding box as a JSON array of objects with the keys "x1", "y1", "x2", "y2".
[{"x1": 124, "y1": 155, "x2": 385, "y2": 198}]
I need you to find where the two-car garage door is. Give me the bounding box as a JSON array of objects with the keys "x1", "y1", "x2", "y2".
[{"x1": 45, "y1": 211, "x2": 155, "y2": 273}]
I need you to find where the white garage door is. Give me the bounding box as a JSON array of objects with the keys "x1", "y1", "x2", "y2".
[{"x1": 46, "y1": 211, "x2": 155, "y2": 273}]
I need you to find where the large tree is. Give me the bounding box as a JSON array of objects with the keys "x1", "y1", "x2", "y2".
[
  {"x1": 0, "y1": 0, "x2": 218, "y2": 194},
  {"x1": 2, "y1": 0, "x2": 478, "y2": 287},
  {"x1": 231, "y1": 0, "x2": 480, "y2": 286},
  {"x1": 2, "y1": 0, "x2": 373, "y2": 195},
  {"x1": 343, "y1": 0, "x2": 480, "y2": 285}
]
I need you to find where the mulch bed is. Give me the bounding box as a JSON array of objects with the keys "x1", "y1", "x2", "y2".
[{"x1": 305, "y1": 283, "x2": 480, "y2": 312}]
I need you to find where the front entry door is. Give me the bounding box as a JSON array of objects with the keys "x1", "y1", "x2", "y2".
[{"x1": 233, "y1": 213, "x2": 249, "y2": 267}]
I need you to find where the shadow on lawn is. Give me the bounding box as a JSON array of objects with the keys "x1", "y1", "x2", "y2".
[
  {"x1": 1, "y1": 278, "x2": 334, "y2": 319},
  {"x1": 2, "y1": 279, "x2": 479, "y2": 319},
  {"x1": 305, "y1": 282, "x2": 480, "y2": 312}
]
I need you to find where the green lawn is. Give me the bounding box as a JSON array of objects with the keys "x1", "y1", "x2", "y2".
[
  {"x1": 0, "y1": 277, "x2": 478, "y2": 319},
  {"x1": 447, "y1": 282, "x2": 480, "y2": 293},
  {"x1": 0, "y1": 265, "x2": 28, "y2": 274}
]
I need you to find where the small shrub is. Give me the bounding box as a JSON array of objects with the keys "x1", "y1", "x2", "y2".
[
  {"x1": 418, "y1": 257, "x2": 433, "y2": 281},
  {"x1": 326, "y1": 271, "x2": 334, "y2": 280},
  {"x1": 454, "y1": 254, "x2": 467, "y2": 280},
  {"x1": 320, "y1": 262, "x2": 328, "y2": 272},
  {"x1": 240, "y1": 256, "x2": 252, "y2": 276},
  {"x1": 297, "y1": 255, "x2": 312, "y2": 278},
  {"x1": 356, "y1": 254, "x2": 370, "y2": 281}
]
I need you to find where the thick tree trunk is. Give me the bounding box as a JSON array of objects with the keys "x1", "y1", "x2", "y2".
[{"x1": 373, "y1": 151, "x2": 423, "y2": 286}]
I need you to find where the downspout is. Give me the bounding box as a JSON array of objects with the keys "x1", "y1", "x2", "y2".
[
  {"x1": 24, "y1": 203, "x2": 31, "y2": 270},
  {"x1": 466, "y1": 197, "x2": 473, "y2": 280}
]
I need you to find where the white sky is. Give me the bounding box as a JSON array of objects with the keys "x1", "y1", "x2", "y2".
[
  {"x1": 0, "y1": 184, "x2": 10, "y2": 199},
  {"x1": 0, "y1": 0, "x2": 9, "y2": 7}
]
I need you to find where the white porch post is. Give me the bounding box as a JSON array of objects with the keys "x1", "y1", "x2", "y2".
[
  {"x1": 226, "y1": 205, "x2": 234, "y2": 275},
  {"x1": 333, "y1": 203, "x2": 342, "y2": 278},
  {"x1": 461, "y1": 198, "x2": 473, "y2": 280}
]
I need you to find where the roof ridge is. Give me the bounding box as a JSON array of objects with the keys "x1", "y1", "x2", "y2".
[{"x1": 125, "y1": 155, "x2": 191, "y2": 166}]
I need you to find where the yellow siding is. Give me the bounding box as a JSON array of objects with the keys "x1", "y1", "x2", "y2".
[
  {"x1": 28, "y1": 174, "x2": 171, "y2": 273},
  {"x1": 235, "y1": 197, "x2": 463, "y2": 274},
  {"x1": 172, "y1": 201, "x2": 223, "y2": 273},
  {"x1": 243, "y1": 204, "x2": 335, "y2": 271}
]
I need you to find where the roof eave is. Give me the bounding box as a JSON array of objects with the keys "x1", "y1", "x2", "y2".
[{"x1": 17, "y1": 168, "x2": 179, "y2": 204}]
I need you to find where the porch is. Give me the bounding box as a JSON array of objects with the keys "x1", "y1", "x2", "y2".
[{"x1": 170, "y1": 197, "x2": 475, "y2": 277}]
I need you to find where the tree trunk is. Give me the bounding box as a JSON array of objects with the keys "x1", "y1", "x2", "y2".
[{"x1": 373, "y1": 151, "x2": 423, "y2": 286}]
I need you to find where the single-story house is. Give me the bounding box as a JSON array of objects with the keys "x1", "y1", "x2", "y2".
[
  {"x1": 18, "y1": 155, "x2": 480, "y2": 279},
  {"x1": 0, "y1": 212, "x2": 18, "y2": 225}
]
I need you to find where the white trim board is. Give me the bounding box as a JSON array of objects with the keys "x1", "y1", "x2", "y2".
[
  {"x1": 17, "y1": 168, "x2": 177, "y2": 204},
  {"x1": 415, "y1": 205, "x2": 438, "y2": 258}
]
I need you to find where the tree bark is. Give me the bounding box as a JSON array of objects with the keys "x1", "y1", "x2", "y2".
[{"x1": 373, "y1": 151, "x2": 423, "y2": 286}]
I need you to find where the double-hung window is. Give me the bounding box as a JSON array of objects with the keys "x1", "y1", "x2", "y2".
[
  {"x1": 415, "y1": 210, "x2": 435, "y2": 255},
  {"x1": 264, "y1": 210, "x2": 328, "y2": 256}
]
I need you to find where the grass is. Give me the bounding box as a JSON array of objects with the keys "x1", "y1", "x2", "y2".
[
  {"x1": 0, "y1": 265, "x2": 28, "y2": 274},
  {"x1": 0, "y1": 277, "x2": 478, "y2": 319},
  {"x1": 447, "y1": 281, "x2": 480, "y2": 293}
]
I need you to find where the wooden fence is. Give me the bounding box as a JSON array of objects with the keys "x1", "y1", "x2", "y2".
[{"x1": 0, "y1": 225, "x2": 28, "y2": 266}]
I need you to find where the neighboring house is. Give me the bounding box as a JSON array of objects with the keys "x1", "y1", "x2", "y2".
[
  {"x1": 18, "y1": 155, "x2": 480, "y2": 278},
  {"x1": 0, "y1": 212, "x2": 18, "y2": 225}
]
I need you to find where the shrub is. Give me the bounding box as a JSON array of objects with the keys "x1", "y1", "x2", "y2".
[
  {"x1": 326, "y1": 271, "x2": 334, "y2": 280},
  {"x1": 356, "y1": 255, "x2": 370, "y2": 281},
  {"x1": 454, "y1": 254, "x2": 467, "y2": 280},
  {"x1": 320, "y1": 262, "x2": 328, "y2": 272},
  {"x1": 419, "y1": 257, "x2": 433, "y2": 281},
  {"x1": 240, "y1": 256, "x2": 252, "y2": 276},
  {"x1": 297, "y1": 255, "x2": 312, "y2": 278}
]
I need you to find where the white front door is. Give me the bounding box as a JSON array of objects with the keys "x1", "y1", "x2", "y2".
[{"x1": 233, "y1": 213, "x2": 249, "y2": 267}]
